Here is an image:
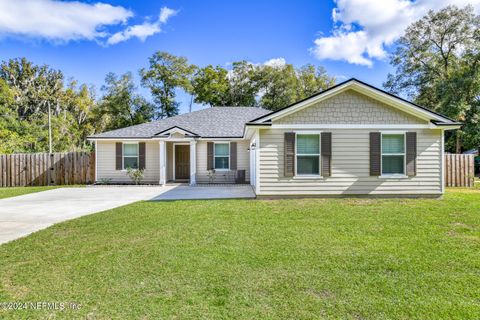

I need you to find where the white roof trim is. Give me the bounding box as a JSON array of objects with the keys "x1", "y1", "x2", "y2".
[
  {"x1": 155, "y1": 126, "x2": 199, "y2": 137},
  {"x1": 87, "y1": 137, "x2": 152, "y2": 141},
  {"x1": 272, "y1": 124, "x2": 437, "y2": 129},
  {"x1": 253, "y1": 80, "x2": 450, "y2": 124}
]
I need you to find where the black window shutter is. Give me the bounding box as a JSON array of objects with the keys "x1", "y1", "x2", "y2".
[
  {"x1": 230, "y1": 142, "x2": 237, "y2": 170},
  {"x1": 207, "y1": 142, "x2": 214, "y2": 170},
  {"x1": 370, "y1": 132, "x2": 381, "y2": 176},
  {"x1": 139, "y1": 142, "x2": 146, "y2": 170},
  {"x1": 115, "y1": 142, "x2": 122, "y2": 170},
  {"x1": 284, "y1": 132, "x2": 295, "y2": 177},
  {"x1": 321, "y1": 132, "x2": 332, "y2": 177},
  {"x1": 406, "y1": 132, "x2": 417, "y2": 176}
]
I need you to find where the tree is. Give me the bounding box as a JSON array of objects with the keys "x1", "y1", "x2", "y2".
[
  {"x1": 257, "y1": 63, "x2": 298, "y2": 110},
  {"x1": 0, "y1": 58, "x2": 105, "y2": 153},
  {"x1": 97, "y1": 72, "x2": 154, "y2": 131},
  {"x1": 0, "y1": 58, "x2": 65, "y2": 120},
  {"x1": 297, "y1": 64, "x2": 336, "y2": 98},
  {"x1": 192, "y1": 61, "x2": 335, "y2": 110},
  {"x1": 0, "y1": 58, "x2": 67, "y2": 152},
  {"x1": 384, "y1": 5, "x2": 480, "y2": 152},
  {"x1": 226, "y1": 61, "x2": 259, "y2": 106},
  {"x1": 0, "y1": 78, "x2": 20, "y2": 153},
  {"x1": 257, "y1": 63, "x2": 335, "y2": 110},
  {"x1": 62, "y1": 81, "x2": 98, "y2": 150},
  {"x1": 191, "y1": 65, "x2": 230, "y2": 107},
  {"x1": 140, "y1": 51, "x2": 197, "y2": 118},
  {"x1": 192, "y1": 62, "x2": 259, "y2": 107}
]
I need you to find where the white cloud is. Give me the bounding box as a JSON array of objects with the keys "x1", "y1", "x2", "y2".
[
  {"x1": 107, "y1": 7, "x2": 177, "y2": 45},
  {"x1": 263, "y1": 57, "x2": 287, "y2": 68},
  {"x1": 0, "y1": 0, "x2": 132, "y2": 42},
  {"x1": 106, "y1": 22, "x2": 160, "y2": 45},
  {"x1": 159, "y1": 7, "x2": 177, "y2": 23},
  {"x1": 0, "y1": 1, "x2": 177, "y2": 45},
  {"x1": 312, "y1": 0, "x2": 480, "y2": 67}
]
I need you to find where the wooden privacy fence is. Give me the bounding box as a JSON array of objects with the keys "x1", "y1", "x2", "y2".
[
  {"x1": 0, "y1": 152, "x2": 95, "y2": 187},
  {"x1": 445, "y1": 154, "x2": 475, "y2": 187},
  {"x1": 0, "y1": 152, "x2": 475, "y2": 188}
]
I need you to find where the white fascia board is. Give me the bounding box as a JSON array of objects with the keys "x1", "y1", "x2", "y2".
[
  {"x1": 157, "y1": 127, "x2": 198, "y2": 136},
  {"x1": 243, "y1": 124, "x2": 270, "y2": 140},
  {"x1": 153, "y1": 137, "x2": 196, "y2": 141},
  {"x1": 87, "y1": 137, "x2": 152, "y2": 142},
  {"x1": 198, "y1": 137, "x2": 246, "y2": 141},
  {"x1": 271, "y1": 124, "x2": 436, "y2": 129},
  {"x1": 435, "y1": 125, "x2": 462, "y2": 130},
  {"x1": 154, "y1": 137, "x2": 247, "y2": 141}
]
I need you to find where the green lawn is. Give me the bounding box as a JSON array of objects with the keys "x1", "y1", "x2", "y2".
[
  {"x1": 0, "y1": 190, "x2": 479, "y2": 319},
  {"x1": 0, "y1": 186, "x2": 60, "y2": 199}
]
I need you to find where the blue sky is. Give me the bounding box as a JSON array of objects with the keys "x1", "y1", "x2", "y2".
[{"x1": 1, "y1": 0, "x2": 478, "y2": 113}]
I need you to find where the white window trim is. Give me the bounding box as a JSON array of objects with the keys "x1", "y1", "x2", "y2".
[
  {"x1": 122, "y1": 142, "x2": 139, "y2": 171},
  {"x1": 379, "y1": 132, "x2": 407, "y2": 178},
  {"x1": 294, "y1": 132, "x2": 322, "y2": 177},
  {"x1": 214, "y1": 142, "x2": 230, "y2": 171}
]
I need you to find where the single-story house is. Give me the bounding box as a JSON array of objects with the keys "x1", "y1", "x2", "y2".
[{"x1": 88, "y1": 78, "x2": 461, "y2": 197}]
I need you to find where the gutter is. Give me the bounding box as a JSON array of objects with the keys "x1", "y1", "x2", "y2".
[{"x1": 430, "y1": 120, "x2": 462, "y2": 130}]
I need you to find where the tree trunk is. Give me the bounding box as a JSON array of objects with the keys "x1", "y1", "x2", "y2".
[{"x1": 455, "y1": 131, "x2": 462, "y2": 154}]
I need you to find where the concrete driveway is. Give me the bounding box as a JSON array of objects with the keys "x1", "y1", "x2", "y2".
[{"x1": 0, "y1": 185, "x2": 255, "y2": 245}]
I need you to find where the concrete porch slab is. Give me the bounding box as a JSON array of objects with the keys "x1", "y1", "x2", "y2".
[{"x1": 149, "y1": 184, "x2": 256, "y2": 200}]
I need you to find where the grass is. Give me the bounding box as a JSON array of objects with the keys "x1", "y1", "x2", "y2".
[
  {"x1": 0, "y1": 186, "x2": 60, "y2": 199},
  {"x1": 0, "y1": 190, "x2": 479, "y2": 319}
]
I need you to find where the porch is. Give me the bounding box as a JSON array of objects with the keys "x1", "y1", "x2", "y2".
[{"x1": 159, "y1": 138, "x2": 253, "y2": 186}]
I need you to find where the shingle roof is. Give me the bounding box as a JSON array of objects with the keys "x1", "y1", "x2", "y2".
[{"x1": 89, "y1": 107, "x2": 270, "y2": 139}]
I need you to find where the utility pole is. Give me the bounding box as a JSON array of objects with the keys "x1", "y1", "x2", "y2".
[{"x1": 47, "y1": 103, "x2": 54, "y2": 186}]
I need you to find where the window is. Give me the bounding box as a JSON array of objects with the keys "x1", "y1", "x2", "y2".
[
  {"x1": 214, "y1": 143, "x2": 229, "y2": 170},
  {"x1": 381, "y1": 134, "x2": 405, "y2": 175},
  {"x1": 296, "y1": 134, "x2": 320, "y2": 175},
  {"x1": 123, "y1": 143, "x2": 139, "y2": 169}
]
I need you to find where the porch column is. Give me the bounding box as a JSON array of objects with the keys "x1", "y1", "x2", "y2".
[
  {"x1": 190, "y1": 140, "x2": 197, "y2": 185},
  {"x1": 159, "y1": 140, "x2": 166, "y2": 185}
]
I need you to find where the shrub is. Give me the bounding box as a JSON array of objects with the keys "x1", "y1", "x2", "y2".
[{"x1": 126, "y1": 168, "x2": 145, "y2": 185}]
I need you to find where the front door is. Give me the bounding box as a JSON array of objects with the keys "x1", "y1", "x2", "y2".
[{"x1": 175, "y1": 145, "x2": 190, "y2": 180}]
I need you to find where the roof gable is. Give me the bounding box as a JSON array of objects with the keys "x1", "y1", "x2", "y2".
[
  {"x1": 274, "y1": 89, "x2": 427, "y2": 125},
  {"x1": 250, "y1": 78, "x2": 456, "y2": 124}
]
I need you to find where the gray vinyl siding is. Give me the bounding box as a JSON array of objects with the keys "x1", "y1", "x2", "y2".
[
  {"x1": 196, "y1": 140, "x2": 250, "y2": 183},
  {"x1": 96, "y1": 141, "x2": 159, "y2": 183},
  {"x1": 258, "y1": 128, "x2": 442, "y2": 195}
]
